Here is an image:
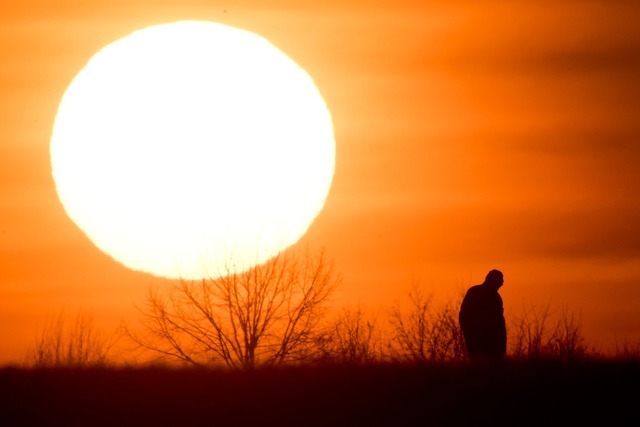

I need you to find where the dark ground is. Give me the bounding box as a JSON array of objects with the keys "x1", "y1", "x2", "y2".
[{"x1": 1, "y1": 359, "x2": 637, "y2": 426}]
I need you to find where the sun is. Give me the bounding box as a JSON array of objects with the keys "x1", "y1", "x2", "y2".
[{"x1": 50, "y1": 21, "x2": 335, "y2": 279}]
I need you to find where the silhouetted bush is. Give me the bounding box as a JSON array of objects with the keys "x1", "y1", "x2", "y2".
[
  {"x1": 388, "y1": 285, "x2": 466, "y2": 362},
  {"x1": 508, "y1": 301, "x2": 593, "y2": 361},
  {"x1": 315, "y1": 303, "x2": 384, "y2": 364},
  {"x1": 25, "y1": 310, "x2": 116, "y2": 368}
]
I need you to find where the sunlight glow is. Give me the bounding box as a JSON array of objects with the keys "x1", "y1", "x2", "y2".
[{"x1": 50, "y1": 21, "x2": 335, "y2": 279}]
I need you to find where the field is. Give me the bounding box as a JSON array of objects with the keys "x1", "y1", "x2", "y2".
[{"x1": 1, "y1": 359, "x2": 637, "y2": 426}]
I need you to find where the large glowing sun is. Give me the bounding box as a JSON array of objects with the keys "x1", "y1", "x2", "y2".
[{"x1": 50, "y1": 21, "x2": 335, "y2": 279}]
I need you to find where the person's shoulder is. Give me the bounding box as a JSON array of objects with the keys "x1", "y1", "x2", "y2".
[
  {"x1": 463, "y1": 284, "x2": 483, "y2": 297},
  {"x1": 467, "y1": 284, "x2": 483, "y2": 293}
]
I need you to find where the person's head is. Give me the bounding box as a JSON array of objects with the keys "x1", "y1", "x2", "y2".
[{"x1": 484, "y1": 269, "x2": 504, "y2": 290}]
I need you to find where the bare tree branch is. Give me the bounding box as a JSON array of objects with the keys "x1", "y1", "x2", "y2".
[{"x1": 125, "y1": 247, "x2": 340, "y2": 368}]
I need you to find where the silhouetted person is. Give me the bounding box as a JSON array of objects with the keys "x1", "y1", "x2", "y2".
[{"x1": 459, "y1": 269, "x2": 506, "y2": 364}]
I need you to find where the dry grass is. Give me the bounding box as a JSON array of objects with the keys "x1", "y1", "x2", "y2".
[{"x1": 1, "y1": 357, "x2": 637, "y2": 426}]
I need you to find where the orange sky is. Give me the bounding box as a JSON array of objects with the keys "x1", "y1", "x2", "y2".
[{"x1": 1, "y1": 0, "x2": 640, "y2": 364}]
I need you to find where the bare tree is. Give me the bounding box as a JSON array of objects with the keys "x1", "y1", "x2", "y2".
[
  {"x1": 125, "y1": 247, "x2": 340, "y2": 369},
  {"x1": 26, "y1": 310, "x2": 114, "y2": 368},
  {"x1": 316, "y1": 304, "x2": 384, "y2": 364}
]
